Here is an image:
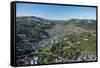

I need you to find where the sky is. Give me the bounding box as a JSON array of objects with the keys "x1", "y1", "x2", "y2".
[{"x1": 16, "y1": 3, "x2": 96, "y2": 20}]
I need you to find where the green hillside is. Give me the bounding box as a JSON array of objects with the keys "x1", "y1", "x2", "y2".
[{"x1": 16, "y1": 16, "x2": 97, "y2": 65}]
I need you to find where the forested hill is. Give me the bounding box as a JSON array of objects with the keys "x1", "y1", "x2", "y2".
[
  {"x1": 16, "y1": 16, "x2": 96, "y2": 30},
  {"x1": 16, "y1": 16, "x2": 96, "y2": 65}
]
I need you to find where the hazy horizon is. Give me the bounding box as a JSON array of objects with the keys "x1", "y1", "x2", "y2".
[{"x1": 16, "y1": 15, "x2": 96, "y2": 21}]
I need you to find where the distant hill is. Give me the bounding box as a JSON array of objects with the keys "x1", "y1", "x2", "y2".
[
  {"x1": 63, "y1": 19, "x2": 96, "y2": 30},
  {"x1": 17, "y1": 16, "x2": 96, "y2": 30}
]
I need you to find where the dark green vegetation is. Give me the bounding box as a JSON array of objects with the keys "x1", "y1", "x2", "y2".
[{"x1": 16, "y1": 16, "x2": 97, "y2": 65}]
